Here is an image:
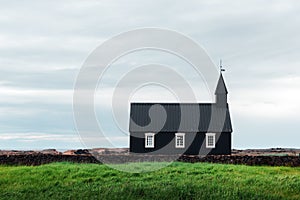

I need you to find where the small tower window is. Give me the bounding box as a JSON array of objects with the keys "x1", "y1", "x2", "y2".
[
  {"x1": 145, "y1": 133, "x2": 155, "y2": 148},
  {"x1": 206, "y1": 133, "x2": 216, "y2": 148},
  {"x1": 175, "y1": 133, "x2": 185, "y2": 148}
]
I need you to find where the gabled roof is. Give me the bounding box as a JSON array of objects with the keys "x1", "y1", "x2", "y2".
[
  {"x1": 129, "y1": 103, "x2": 232, "y2": 133},
  {"x1": 215, "y1": 73, "x2": 228, "y2": 94}
]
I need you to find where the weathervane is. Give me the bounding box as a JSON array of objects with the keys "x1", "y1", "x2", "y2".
[{"x1": 220, "y1": 59, "x2": 225, "y2": 73}]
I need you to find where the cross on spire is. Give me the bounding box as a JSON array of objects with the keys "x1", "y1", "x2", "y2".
[{"x1": 219, "y1": 59, "x2": 225, "y2": 73}]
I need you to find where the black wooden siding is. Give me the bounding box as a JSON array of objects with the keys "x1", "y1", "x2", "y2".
[{"x1": 130, "y1": 132, "x2": 231, "y2": 155}]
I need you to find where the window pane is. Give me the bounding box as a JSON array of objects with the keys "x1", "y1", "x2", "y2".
[
  {"x1": 145, "y1": 134, "x2": 154, "y2": 148},
  {"x1": 147, "y1": 135, "x2": 153, "y2": 146},
  {"x1": 176, "y1": 134, "x2": 184, "y2": 147},
  {"x1": 207, "y1": 135, "x2": 215, "y2": 147}
]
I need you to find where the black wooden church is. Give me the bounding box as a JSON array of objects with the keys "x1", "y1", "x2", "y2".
[{"x1": 129, "y1": 73, "x2": 233, "y2": 155}]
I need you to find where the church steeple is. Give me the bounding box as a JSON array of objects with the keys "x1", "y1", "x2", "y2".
[
  {"x1": 215, "y1": 72, "x2": 228, "y2": 107},
  {"x1": 215, "y1": 73, "x2": 228, "y2": 94}
]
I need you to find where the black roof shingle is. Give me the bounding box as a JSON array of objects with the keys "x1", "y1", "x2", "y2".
[
  {"x1": 215, "y1": 74, "x2": 228, "y2": 94},
  {"x1": 129, "y1": 103, "x2": 232, "y2": 133}
]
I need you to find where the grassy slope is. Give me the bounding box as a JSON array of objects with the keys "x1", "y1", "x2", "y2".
[{"x1": 0, "y1": 162, "x2": 300, "y2": 200}]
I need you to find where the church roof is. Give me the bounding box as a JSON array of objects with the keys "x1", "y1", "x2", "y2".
[
  {"x1": 129, "y1": 103, "x2": 232, "y2": 133},
  {"x1": 215, "y1": 73, "x2": 228, "y2": 94}
]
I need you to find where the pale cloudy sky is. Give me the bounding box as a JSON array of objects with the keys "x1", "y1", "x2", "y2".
[{"x1": 0, "y1": 0, "x2": 300, "y2": 150}]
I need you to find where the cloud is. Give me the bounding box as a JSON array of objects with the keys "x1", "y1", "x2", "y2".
[
  {"x1": 0, "y1": 132, "x2": 78, "y2": 141},
  {"x1": 231, "y1": 75, "x2": 300, "y2": 119},
  {"x1": 0, "y1": 0, "x2": 300, "y2": 149},
  {"x1": 0, "y1": 86, "x2": 73, "y2": 104},
  {"x1": 0, "y1": 132, "x2": 128, "y2": 150}
]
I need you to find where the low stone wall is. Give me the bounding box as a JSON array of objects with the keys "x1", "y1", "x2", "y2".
[
  {"x1": 1, "y1": 154, "x2": 300, "y2": 167},
  {"x1": 0, "y1": 154, "x2": 99, "y2": 166},
  {"x1": 178, "y1": 155, "x2": 300, "y2": 167}
]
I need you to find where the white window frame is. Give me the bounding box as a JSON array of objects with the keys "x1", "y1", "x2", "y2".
[
  {"x1": 145, "y1": 133, "x2": 155, "y2": 148},
  {"x1": 175, "y1": 133, "x2": 185, "y2": 148},
  {"x1": 206, "y1": 133, "x2": 216, "y2": 148}
]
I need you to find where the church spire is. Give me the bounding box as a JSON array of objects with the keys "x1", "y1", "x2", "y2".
[
  {"x1": 215, "y1": 73, "x2": 228, "y2": 95},
  {"x1": 215, "y1": 62, "x2": 228, "y2": 107}
]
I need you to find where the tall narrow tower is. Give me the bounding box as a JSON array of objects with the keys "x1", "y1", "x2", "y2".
[{"x1": 215, "y1": 73, "x2": 228, "y2": 107}]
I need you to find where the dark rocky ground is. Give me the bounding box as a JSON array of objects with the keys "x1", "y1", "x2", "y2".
[
  {"x1": 0, "y1": 148, "x2": 300, "y2": 166},
  {"x1": 231, "y1": 148, "x2": 300, "y2": 156}
]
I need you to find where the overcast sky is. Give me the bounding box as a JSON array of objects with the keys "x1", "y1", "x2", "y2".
[{"x1": 0, "y1": 0, "x2": 300, "y2": 150}]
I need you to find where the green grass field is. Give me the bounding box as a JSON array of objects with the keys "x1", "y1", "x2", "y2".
[{"x1": 0, "y1": 162, "x2": 300, "y2": 200}]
